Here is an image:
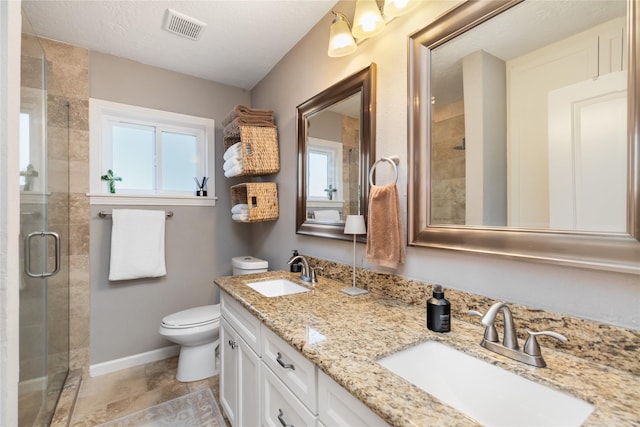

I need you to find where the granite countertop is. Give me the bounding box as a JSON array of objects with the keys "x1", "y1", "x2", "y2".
[{"x1": 214, "y1": 271, "x2": 640, "y2": 426}]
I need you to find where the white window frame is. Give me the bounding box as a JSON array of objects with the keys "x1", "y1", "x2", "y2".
[
  {"x1": 89, "y1": 99, "x2": 216, "y2": 206},
  {"x1": 306, "y1": 137, "x2": 344, "y2": 202}
]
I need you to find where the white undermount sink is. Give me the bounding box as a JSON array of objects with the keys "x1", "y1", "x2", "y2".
[
  {"x1": 246, "y1": 278, "x2": 311, "y2": 298},
  {"x1": 378, "y1": 340, "x2": 594, "y2": 426}
]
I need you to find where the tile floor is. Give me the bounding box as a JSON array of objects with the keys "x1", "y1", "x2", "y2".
[{"x1": 70, "y1": 357, "x2": 229, "y2": 427}]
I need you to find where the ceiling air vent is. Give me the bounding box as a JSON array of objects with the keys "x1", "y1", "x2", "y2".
[{"x1": 164, "y1": 9, "x2": 207, "y2": 41}]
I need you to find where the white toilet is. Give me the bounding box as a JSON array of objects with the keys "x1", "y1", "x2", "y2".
[{"x1": 158, "y1": 256, "x2": 267, "y2": 382}]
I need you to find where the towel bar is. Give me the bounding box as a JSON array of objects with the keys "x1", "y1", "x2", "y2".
[
  {"x1": 369, "y1": 156, "x2": 399, "y2": 186},
  {"x1": 99, "y1": 211, "x2": 174, "y2": 218}
]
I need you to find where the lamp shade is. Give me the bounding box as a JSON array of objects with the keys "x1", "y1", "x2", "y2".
[
  {"x1": 328, "y1": 12, "x2": 357, "y2": 57},
  {"x1": 344, "y1": 215, "x2": 366, "y2": 235},
  {"x1": 383, "y1": 0, "x2": 419, "y2": 18},
  {"x1": 351, "y1": 0, "x2": 386, "y2": 39}
]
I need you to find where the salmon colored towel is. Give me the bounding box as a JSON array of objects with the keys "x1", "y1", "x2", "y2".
[{"x1": 366, "y1": 184, "x2": 406, "y2": 269}]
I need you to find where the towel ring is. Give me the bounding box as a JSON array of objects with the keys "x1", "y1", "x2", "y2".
[{"x1": 369, "y1": 156, "x2": 399, "y2": 186}]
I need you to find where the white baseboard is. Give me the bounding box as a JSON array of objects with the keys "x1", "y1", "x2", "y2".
[{"x1": 89, "y1": 345, "x2": 180, "y2": 378}]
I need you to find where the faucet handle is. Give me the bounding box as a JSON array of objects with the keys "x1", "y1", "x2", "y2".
[
  {"x1": 465, "y1": 310, "x2": 498, "y2": 343},
  {"x1": 524, "y1": 330, "x2": 568, "y2": 356},
  {"x1": 310, "y1": 266, "x2": 323, "y2": 284}
]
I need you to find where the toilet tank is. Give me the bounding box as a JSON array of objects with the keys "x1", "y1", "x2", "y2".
[{"x1": 232, "y1": 256, "x2": 268, "y2": 275}]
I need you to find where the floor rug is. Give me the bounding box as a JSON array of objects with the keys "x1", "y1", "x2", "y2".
[{"x1": 95, "y1": 388, "x2": 226, "y2": 427}]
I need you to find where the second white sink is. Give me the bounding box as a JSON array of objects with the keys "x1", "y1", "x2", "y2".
[
  {"x1": 246, "y1": 278, "x2": 311, "y2": 298},
  {"x1": 378, "y1": 340, "x2": 594, "y2": 426}
]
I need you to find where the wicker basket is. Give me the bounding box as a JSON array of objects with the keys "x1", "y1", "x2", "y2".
[
  {"x1": 231, "y1": 182, "x2": 279, "y2": 222},
  {"x1": 224, "y1": 126, "x2": 280, "y2": 176}
]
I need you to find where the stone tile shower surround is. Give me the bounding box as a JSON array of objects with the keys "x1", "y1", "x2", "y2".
[
  {"x1": 39, "y1": 38, "x2": 91, "y2": 376},
  {"x1": 305, "y1": 255, "x2": 640, "y2": 376},
  {"x1": 431, "y1": 100, "x2": 466, "y2": 225}
]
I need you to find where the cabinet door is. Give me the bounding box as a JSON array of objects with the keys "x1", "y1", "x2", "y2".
[
  {"x1": 261, "y1": 365, "x2": 316, "y2": 427},
  {"x1": 220, "y1": 319, "x2": 238, "y2": 427},
  {"x1": 262, "y1": 326, "x2": 317, "y2": 413},
  {"x1": 318, "y1": 370, "x2": 388, "y2": 427},
  {"x1": 238, "y1": 336, "x2": 261, "y2": 427}
]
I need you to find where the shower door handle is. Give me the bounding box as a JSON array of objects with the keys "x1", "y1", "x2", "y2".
[{"x1": 25, "y1": 231, "x2": 60, "y2": 278}]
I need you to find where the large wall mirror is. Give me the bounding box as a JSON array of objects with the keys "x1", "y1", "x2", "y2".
[
  {"x1": 408, "y1": 0, "x2": 640, "y2": 273},
  {"x1": 296, "y1": 63, "x2": 376, "y2": 241}
]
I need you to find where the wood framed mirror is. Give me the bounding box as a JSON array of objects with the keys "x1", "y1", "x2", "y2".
[
  {"x1": 408, "y1": 0, "x2": 639, "y2": 273},
  {"x1": 296, "y1": 63, "x2": 376, "y2": 241}
]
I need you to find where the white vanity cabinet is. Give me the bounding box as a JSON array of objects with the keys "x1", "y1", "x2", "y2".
[
  {"x1": 220, "y1": 294, "x2": 261, "y2": 427},
  {"x1": 318, "y1": 370, "x2": 388, "y2": 427},
  {"x1": 260, "y1": 325, "x2": 318, "y2": 426},
  {"x1": 220, "y1": 291, "x2": 389, "y2": 427},
  {"x1": 261, "y1": 326, "x2": 317, "y2": 412},
  {"x1": 261, "y1": 365, "x2": 316, "y2": 427}
]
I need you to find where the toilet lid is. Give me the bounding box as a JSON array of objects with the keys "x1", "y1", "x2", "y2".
[{"x1": 161, "y1": 305, "x2": 221, "y2": 329}]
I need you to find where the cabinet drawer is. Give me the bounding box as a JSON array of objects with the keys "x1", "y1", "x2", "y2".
[
  {"x1": 318, "y1": 370, "x2": 388, "y2": 427},
  {"x1": 262, "y1": 326, "x2": 317, "y2": 413},
  {"x1": 221, "y1": 291, "x2": 261, "y2": 354},
  {"x1": 261, "y1": 363, "x2": 316, "y2": 427}
]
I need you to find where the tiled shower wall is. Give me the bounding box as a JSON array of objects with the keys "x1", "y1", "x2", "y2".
[
  {"x1": 342, "y1": 116, "x2": 359, "y2": 216},
  {"x1": 40, "y1": 39, "x2": 91, "y2": 376},
  {"x1": 431, "y1": 100, "x2": 466, "y2": 224}
]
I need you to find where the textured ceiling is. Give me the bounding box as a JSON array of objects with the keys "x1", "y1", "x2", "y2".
[{"x1": 22, "y1": 0, "x2": 339, "y2": 90}]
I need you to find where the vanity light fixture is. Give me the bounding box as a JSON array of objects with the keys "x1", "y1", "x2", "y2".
[
  {"x1": 383, "y1": 0, "x2": 419, "y2": 18},
  {"x1": 328, "y1": 0, "x2": 418, "y2": 57},
  {"x1": 328, "y1": 12, "x2": 357, "y2": 58},
  {"x1": 342, "y1": 215, "x2": 369, "y2": 296},
  {"x1": 352, "y1": 0, "x2": 386, "y2": 39}
]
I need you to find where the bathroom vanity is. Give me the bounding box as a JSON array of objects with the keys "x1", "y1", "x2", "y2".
[
  {"x1": 219, "y1": 287, "x2": 385, "y2": 426},
  {"x1": 215, "y1": 271, "x2": 639, "y2": 426}
]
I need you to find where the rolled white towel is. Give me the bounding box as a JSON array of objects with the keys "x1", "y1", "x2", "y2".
[
  {"x1": 224, "y1": 164, "x2": 244, "y2": 178},
  {"x1": 231, "y1": 204, "x2": 249, "y2": 214},
  {"x1": 223, "y1": 156, "x2": 243, "y2": 172},
  {"x1": 223, "y1": 142, "x2": 242, "y2": 161},
  {"x1": 232, "y1": 213, "x2": 249, "y2": 222}
]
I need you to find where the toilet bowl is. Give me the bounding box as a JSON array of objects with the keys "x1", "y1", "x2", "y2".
[{"x1": 158, "y1": 304, "x2": 221, "y2": 382}]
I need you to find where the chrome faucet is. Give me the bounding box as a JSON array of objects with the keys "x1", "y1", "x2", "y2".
[
  {"x1": 309, "y1": 266, "x2": 323, "y2": 285},
  {"x1": 287, "y1": 255, "x2": 311, "y2": 283},
  {"x1": 469, "y1": 302, "x2": 568, "y2": 368},
  {"x1": 481, "y1": 302, "x2": 519, "y2": 350}
]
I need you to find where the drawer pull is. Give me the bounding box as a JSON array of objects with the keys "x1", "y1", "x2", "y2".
[
  {"x1": 228, "y1": 339, "x2": 237, "y2": 350},
  {"x1": 276, "y1": 352, "x2": 295, "y2": 370},
  {"x1": 277, "y1": 408, "x2": 293, "y2": 427}
]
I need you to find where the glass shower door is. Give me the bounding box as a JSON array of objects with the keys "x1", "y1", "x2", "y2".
[{"x1": 19, "y1": 12, "x2": 70, "y2": 426}]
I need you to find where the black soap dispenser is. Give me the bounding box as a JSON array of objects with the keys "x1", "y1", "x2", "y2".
[
  {"x1": 290, "y1": 250, "x2": 302, "y2": 273},
  {"x1": 427, "y1": 285, "x2": 451, "y2": 333}
]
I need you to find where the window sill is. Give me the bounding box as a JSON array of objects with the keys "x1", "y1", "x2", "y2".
[{"x1": 87, "y1": 193, "x2": 217, "y2": 207}]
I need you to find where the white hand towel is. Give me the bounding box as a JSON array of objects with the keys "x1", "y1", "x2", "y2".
[
  {"x1": 224, "y1": 164, "x2": 245, "y2": 178},
  {"x1": 231, "y1": 204, "x2": 249, "y2": 214},
  {"x1": 314, "y1": 210, "x2": 341, "y2": 222},
  {"x1": 223, "y1": 142, "x2": 242, "y2": 161},
  {"x1": 223, "y1": 156, "x2": 243, "y2": 172},
  {"x1": 232, "y1": 213, "x2": 249, "y2": 222},
  {"x1": 109, "y1": 209, "x2": 167, "y2": 281}
]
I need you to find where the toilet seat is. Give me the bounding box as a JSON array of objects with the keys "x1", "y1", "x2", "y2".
[{"x1": 161, "y1": 305, "x2": 221, "y2": 329}]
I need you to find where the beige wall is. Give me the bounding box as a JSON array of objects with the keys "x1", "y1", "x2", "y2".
[
  {"x1": 88, "y1": 52, "x2": 254, "y2": 365},
  {"x1": 250, "y1": 0, "x2": 639, "y2": 329}
]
